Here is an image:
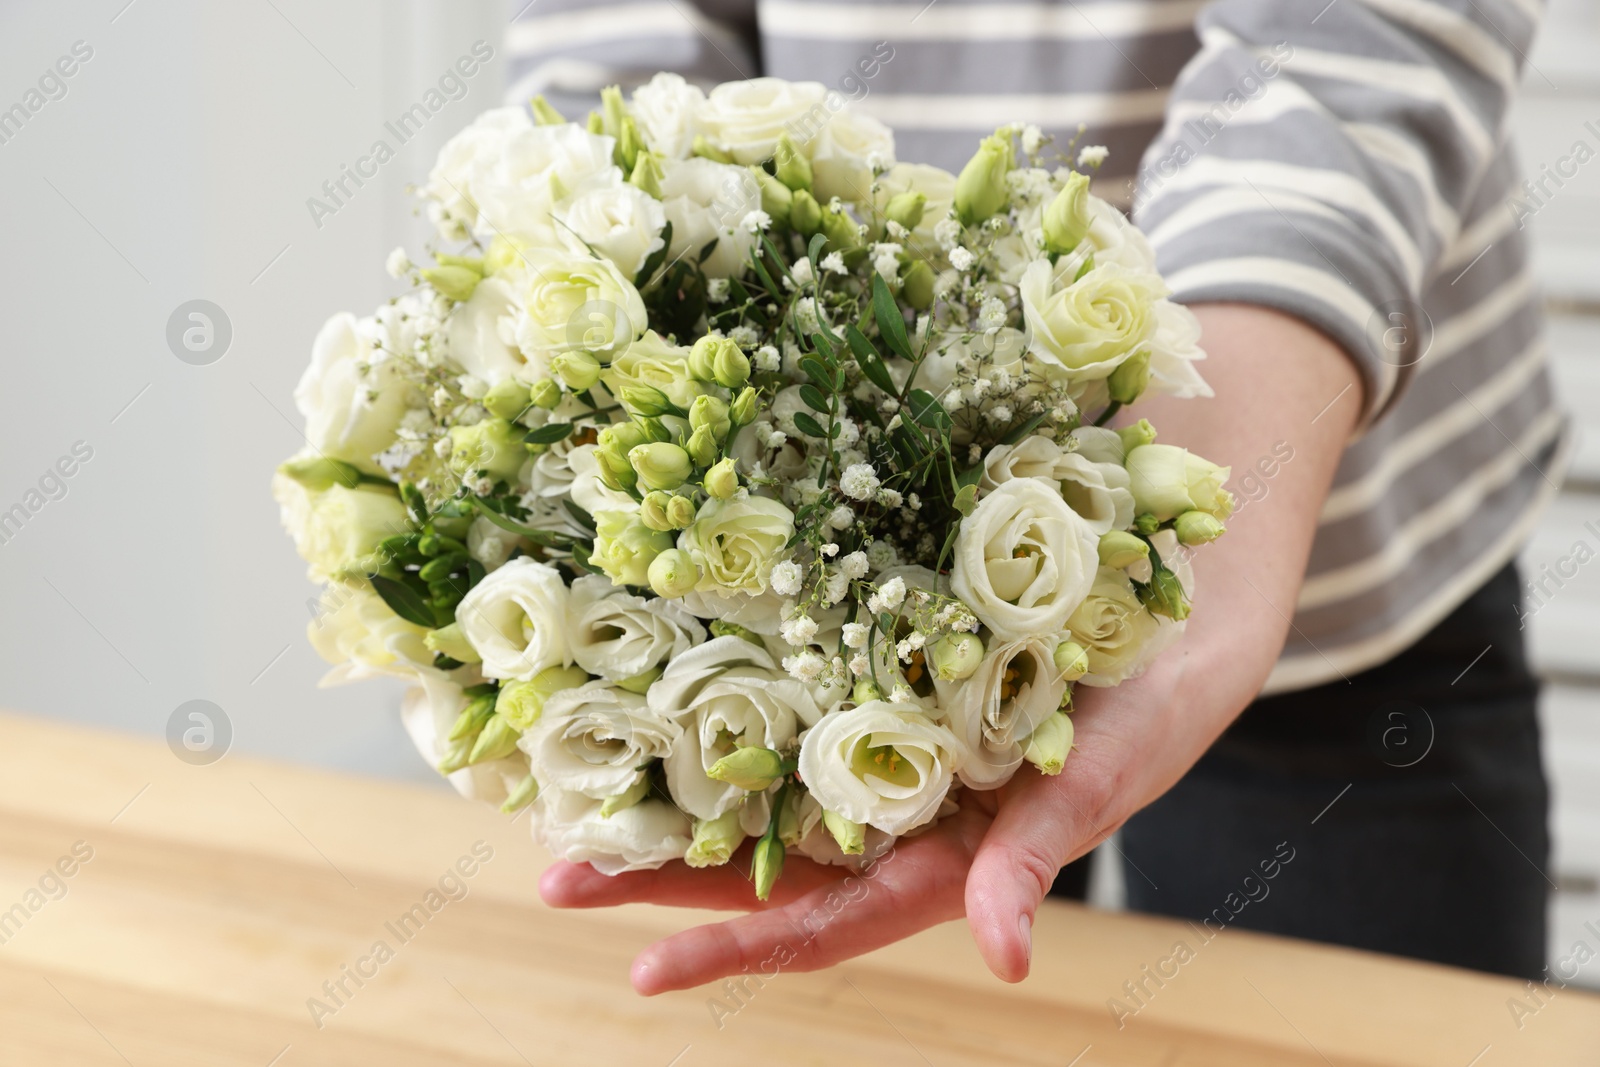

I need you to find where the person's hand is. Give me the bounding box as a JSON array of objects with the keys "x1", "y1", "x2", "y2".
[{"x1": 541, "y1": 304, "x2": 1364, "y2": 993}]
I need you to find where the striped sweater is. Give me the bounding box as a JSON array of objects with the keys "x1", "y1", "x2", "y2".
[{"x1": 505, "y1": 0, "x2": 1567, "y2": 693}]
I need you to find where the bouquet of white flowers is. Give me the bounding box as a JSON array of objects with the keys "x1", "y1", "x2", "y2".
[{"x1": 274, "y1": 74, "x2": 1230, "y2": 898}]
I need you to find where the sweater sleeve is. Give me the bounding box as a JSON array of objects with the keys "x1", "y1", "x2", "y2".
[{"x1": 1131, "y1": 0, "x2": 1543, "y2": 427}]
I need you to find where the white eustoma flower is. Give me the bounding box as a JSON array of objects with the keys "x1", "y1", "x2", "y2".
[
  {"x1": 797, "y1": 700, "x2": 961, "y2": 836},
  {"x1": 658, "y1": 157, "x2": 761, "y2": 278},
  {"x1": 422, "y1": 106, "x2": 537, "y2": 239},
  {"x1": 296, "y1": 312, "x2": 418, "y2": 475},
  {"x1": 532, "y1": 787, "x2": 692, "y2": 875},
  {"x1": 810, "y1": 109, "x2": 895, "y2": 203},
  {"x1": 469, "y1": 122, "x2": 621, "y2": 240},
  {"x1": 648, "y1": 636, "x2": 821, "y2": 819},
  {"x1": 980, "y1": 436, "x2": 1135, "y2": 536},
  {"x1": 455, "y1": 557, "x2": 572, "y2": 681},
  {"x1": 308, "y1": 583, "x2": 432, "y2": 685},
  {"x1": 445, "y1": 274, "x2": 527, "y2": 387},
  {"x1": 630, "y1": 71, "x2": 706, "y2": 159},
  {"x1": 402, "y1": 672, "x2": 529, "y2": 806},
  {"x1": 697, "y1": 77, "x2": 828, "y2": 164},
  {"x1": 566, "y1": 574, "x2": 705, "y2": 681},
  {"x1": 1146, "y1": 300, "x2": 1213, "y2": 400},
  {"x1": 521, "y1": 680, "x2": 680, "y2": 799},
  {"x1": 950, "y1": 478, "x2": 1099, "y2": 642},
  {"x1": 555, "y1": 183, "x2": 667, "y2": 279},
  {"x1": 935, "y1": 635, "x2": 1065, "y2": 788}
]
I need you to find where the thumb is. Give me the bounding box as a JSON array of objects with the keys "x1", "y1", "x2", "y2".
[{"x1": 963, "y1": 759, "x2": 1119, "y2": 982}]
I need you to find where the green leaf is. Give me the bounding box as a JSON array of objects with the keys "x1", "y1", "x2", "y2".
[
  {"x1": 955, "y1": 464, "x2": 985, "y2": 490},
  {"x1": 369, "y1": 574, "x2": 438, "y2": 628},
  {"x1": 906, "y1": 388, "x2": 952, "y2": 431},
  {"x1": 696, "y1": 237, "x2": 720, "y2": 264},
  {"x1": 799, "y1": 356, "x2": 833, "y2": 390},
  {"x1": 792, "y1": 411, "x2": 829, "y2": 439},
  {"x1": 798, "y1": 384, "x2": 830, "y2": 412},
  {"x1": 562, "y1": 498, "x2": 596, "y2": 533},
  {"x1": 871, "y1": 274, "x2": 912, "y2": 361},
  {"x1": 807, "y1": 232, "x2": 828, "y2": 266},
  {"x1": 634, "y1": 220, "x2": 672, "y2": 287},
  {"x1": 935, "y1": 523, "x2": 961, "y2": 575},
  {"x1": 845, "y1": 325, "x2": 896, "y2": 395},
  {"x1": 473, "y1": 500, "x2": 574, "y2": 548},
  {"x1": 524, "y1": 422, "x2": 574, "y2": 445},
  {"x1": 809, "y1": 330, "x2": 837, "y2": 363}
]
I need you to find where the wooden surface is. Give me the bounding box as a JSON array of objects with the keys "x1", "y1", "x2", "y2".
[{"x1": 0, "y1": 711, "x2": 1596, "y2": 1066}]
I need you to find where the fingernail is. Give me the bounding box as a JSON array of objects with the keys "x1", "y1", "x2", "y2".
[{"x1": 1018, "y1": 913, "x2": 1032, "y2": 969}]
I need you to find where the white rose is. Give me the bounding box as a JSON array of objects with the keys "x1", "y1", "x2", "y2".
[
  {"x1": 797, "y1": 700, "x2": 961, "y2": 836},
  {"x1": 698, "y1": 77, "x2": 828, "y2": 164},
  {"x1": 455, "y1": 557, "x2": 572, "y2": 681},
  {"x1": 1146, "y1": 300, "x2": 1213, "y2": 400},
  {"x1": 981, "y1": 437, "x2": 1135, "y2": 536},
  {"x1": 658, "y1": 157, "x2": 761, "y2": 278},
  {"x1": 470, "y1": 122, "x2": 621, "y2": 240},
  {"x1": 1066, "y1": 566, "x2": 1183, "y2": 686},
  {"x1": 934, "y1": 635, "x2": 1065, "y2": 789},
  {"x1": 521, "y1": 680, "x2": 680, "y2": 799},
  {"x1": 296, "y1": 312, "x2": 417, "y2": 474},
  {"x1": 308, "y1": 582, "x2": 431, "y2": 684},
  {"x1": 423, "y1": 106, "x2": 536, "y2": 240},
  {"x1": 1019, "y1": 259, "x2": 1166, "y2": 382},
  {"x1": 809, "y1": 109, "x2": 895, "y2": 203},
  {"x1": 630, "y1": 71, "x2": 706, "y2": 159},
  {"x1": 950, "y1": 477, "x2": 1099, "y2": 642},
  {"x1": 509, "y1": 248, "x2": 647, "y2": 370},
  {"x1": 272, "y1": 475, "x2": 410, "y2": 582},
  {"x1": 556, "y1": 183, "x2": 667, "y2": 279},
  {"x1": 678, "y1": 494, "x2": 797, "y2": 597},
  {"x1": 532, "y1": 787, "x2": 692, "y2": 874},
  {"x1": 445, "y1": 274, "x2": 527, "y2": 386},
  {"x1": 649, "y1": 636, "x2": 821, "y2": 819},
  {"x1": 566, "y1": 574, "x2": 705, "y2": 682},
  {"x1": 873, "y1": 162, "x2": 956, "y2": 246},
  {"x1": 402, "y1": 672, "x2": 528, "y2": 806}
]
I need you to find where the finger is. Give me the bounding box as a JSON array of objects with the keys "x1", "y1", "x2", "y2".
[
  {"x1": 632, "y1": 806, "x2": 989, "y2": 995},
  {"x1": 538, "y1": 852, "x2": 840, "y2": 912}
]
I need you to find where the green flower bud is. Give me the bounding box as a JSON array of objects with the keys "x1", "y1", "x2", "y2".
[
  {"x1": 497, "y1": 665, "x2": 590, "y2": 730},
  {"x1": 689, "y1": 394, "x2": 732, "y2": 440},
  {"x1": 683, "y1": 424, "x2": 716, "y2": 467},
  {"x1": 500, "y1": 773, "x2": 539, "y2": 814},
  {"x1": 789, "y1": 188, "x2": 823, "y2": 234},
  {"x1": 529, "y1": 94, "x2": 564, "y2": 126},
  {"x1": 706, "y1": 746, "x2": 789, "y2": 791},
  {"x1": 484, "y1": 235, "x2": 525, "y2": 276},
  {"x1": 1127, "y1": 444, "x2": 1233, "y2": 522},
  {"x1": 772, "y1": 132, "x2": 813, "y2": 192},
  {"x1": 593, "y1": 511, "x2": 671, "y2": 587},
  {"x1": 751, "y1": 166, "x2": 793, "y2": 227},
  {"x1": 852, "y1": 677, "x2": 884, "y2": 703},
  {"x1": 615, "y1": 115, "x2": 644, "y2": 173},
  {"x1": 715, "y1": 346, "x2": 751, "y2": 389},
  {"x1": 1174, "y1": 510, "x2": 1226, "y2": 546},
  {"x1": 822, "y1": 809, "x2": 865, "y2": 855},
  {"x1": 621, "y1": 384, "x2": 675, "y2": 417},
  {"x1": 1023, "y1": 711, "x2": 1075, "y2": 775},
  {"x1": 729, "y1": 387, "x2": 758, "y2": 427},
  {"x1": 434, "y1": 253, "x2": 484, "y2": 273},
  {"x1": 528, "y1": 379, "x2": 563, "y2": 410},
  {"x1": 885, "y1": 190, "x2": 927, "y2": 232},
  {"x1": 648, "y1": 548, "x2": 699, "y2": 597},
  {"x1": 752, "y1": 832, "x2": 785, "y2": 901},
  {"x1": 1116, "y1": 418, "x2": 1157, "y2": 457},
  {"x1": 585, "y1": 110, "x2": 605, "y2": 136},
  {"x1": 447, "y1": 691, "x2": 497, "y2": 743},
  {"x1": 711, "y1": 619, "x2": 764, "y2": 645},
  {"x1": 552, "y1": 351, "x2": 603, "y2": 391},
  {"x1": 665, "y1": 494, "x2": 696, "y2": 529},
  {"x1": 468, "y1": 713, "x2": 522, "y2": 765},
  {"x1": 819, "y1": 206, "x2": 863, "y2": 253},
  {"x1": 691, "y1": 134, "x2": 733, "y2": 164},
  {"x1": 421, "y1": 264, "x2": 481, "y2": 303},
  {"x1": 1138, "y1": 561, "x2": 1191, "y2": 621},
  {"x1": 1052, "y1": 640, "x2": 1090, "y2": 682},
  {"x1": 1042, "y1": 170, "x2": 1092, "y2": 255},
  {"x1": 901, "y1": 259, "x2": 935, "y2": 311},
  {"x1": 687, "y1": 335, "x2": 739, "y2": 382},
  {"x1": 685, "y1": 809, "x2": 745, "y2": 868},
  {"x1": 277, "y1": 454, "x2": 363, "y2": 492},
  {"x1": 1107, "y1": 350, "x2": 1151, "y2": 405},
  {"x1": 1133, "y1": 512, "x2": 1161, "y2": 536},
  {"x1": 448, "y1": 418, "x2": 525, "y2": 481},
  {"x1": 703, "y1": 456, "x2": 739, "y2": 499},
  {"x1": 1098, "y1": 530, "x2": 1150, "y2": 570},
  {"x1": 954, "y1": 131, "x2": 1013, "y2": 226},
  {"x1": 599, "y1": 84, "x2": 627, "y2": 136},
  {"x1": 594, "y1": 444, "x2": 637, "y2": 493},
  {"x1": 615, "y1": 665, "x2": 662, "y2": 694},
  {"x1": 929, "y1": 632, "x2": 984, "y2": 681},
  {"x1": 482, "y1": 378, "x2": 532, "y2": 421},
  {"x1": 639, "y1": 490, "x2": 676, "y2": 532},
  {"x1": 629, "y1": 441, "x2": 693, "y2": 492},
  {"x1": 596, "y1": 776, "x2": 648, "y2": 819},
  {"x1": 424, "y1": 622, "x2": 481, "y2": 664},
  {"x1": 629, "y1": 151, "x2": 664, "y2": 199}
]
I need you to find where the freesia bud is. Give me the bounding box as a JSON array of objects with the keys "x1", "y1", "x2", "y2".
[
  {"x1": 901, "y1": 259, "x2": 935, "y2": 310},
  {"x1": 685, "y1": 809, "x2": 745, "y2": 868},
  {"x1": 1042, "y1": 170, "x2": 1092, "y2": 254},
  {"x1": 424, "y1": 622, "x2": 481, "y2": 664},
  {"x1": 629, "y1": 442, "x2": 692, "y2": 491},
  {"x1": 448, "y1": 418, "x2": 525, "y2": 481},
  {"x1": 1107, "y1": 350, "x2": 1151, "y2": 405},
  {"x1": 954, "y1": 132, "x2": 1013, "y2": 226},
  {"x1": 482, "y1": 378, "x2": 532, "y2": 421},
  {"x1": 822, "y1": 809, "x2": 865, "y2": 855},
  {"x1": 789, "y1": 188, "x2": 823, "y2": 234},
  {"x1": 706, "y1": 746, "x2": 789, "y2": 791},
  {"x1": 929, "y1": 632, "x2": 984, "y2": 681},
  {"x1": 885, "y1": 190, "x2": 926, "y2": 232},
  {"x1": 1098, "y1": 530, "x2": 1149, "y2": 570},
  {"x1": 1174, "y1": 510, "x2": 1226, "y2": 546},
  {"x1": 648, "y1": 548, "x2": 699, "y2": 597},
  {"x1": 1023, "y1": 711, "x2": 1075, "y2": 775},
  {"x1": 496, "y1": 665, "x2": 590, "y2": 730},
  {"x1": 552, "y1": 350, "x2": 602, "y2": 391},
  {"x1": 1052, "y1": 640, "x2": 1089, "y2": 681},
  {"x1": 703, "y1": 456, "x2": 739, "y2": 499},
  {"x1": 772, "y1": 132, "x2": 813, "y2": 192}
]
